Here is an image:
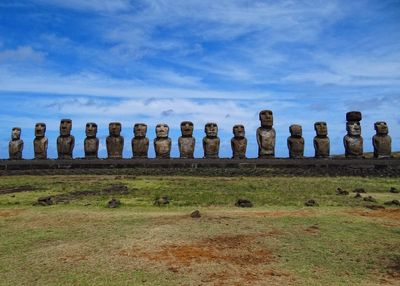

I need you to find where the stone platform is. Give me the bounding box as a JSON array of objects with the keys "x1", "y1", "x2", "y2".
[{"x1": 0, "y1": 158, "x2": 399, "y2": 177}]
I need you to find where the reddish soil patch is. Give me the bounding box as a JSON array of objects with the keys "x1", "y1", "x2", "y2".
[
  {"x1": 0, "y1": 209, "x2": 26, "y2": 217},
  {"x1": 347, "y1": 209, "x2": 400, "y2": 221}
]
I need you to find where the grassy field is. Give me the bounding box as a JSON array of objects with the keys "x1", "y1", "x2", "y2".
[{"x1": 0, "y1": 175, "x2": 399, "y2": 286}]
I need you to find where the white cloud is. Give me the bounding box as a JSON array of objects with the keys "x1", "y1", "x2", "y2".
[
  {"x1": 0, "y1": 46, "x2": 45, "y2": 63},
  {"x1": 35, "y1": 0, "x2": 131, "y2": 13}
]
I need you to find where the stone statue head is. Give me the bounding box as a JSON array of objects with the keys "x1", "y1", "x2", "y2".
[
  {"x1": 205, "y1": 122, "x2": 218, "y2": 137},
  {"x1": 60, "y1": 119, "x2": 72, "y2": 136},
  {"x1": 109, "y1": 122, "x2": 121, "y2": 136},
  {"x1": 289, "y1": 124, "x2": 302, "y2": 137},
  {"x1": 85, "y1": 122, "x2": 98, "y2": 137},
  {"x1": 346, "y1": 121, "x2": 361, "y2": 136},
  {"x1": 180, "y1": 121, "x2": 194, "y2": 137},
  {"x1": 156, "y1": 123, "x2": 169, "y2": 138},
  {"x1": 134, "y1": 123, "x2": 147, "y2": 138},
  {"x1": 35, "y1": 123, "x2": 46, "y2": 137},
  {"x1": 374, "y1": 121, "x2": 388, "y2": 135},
  {"x1": 259, "y1": 110, "x2": 273, "y2": 128},
  {"x1": 314, "y1": 122, "x2": 328, "y2": 136},
  {"x1": 233, "y1": 124, "x2": 245, "y2": 138},
  {"x1": 11, "y1": 127, "x2": 21, "y2": 140}
]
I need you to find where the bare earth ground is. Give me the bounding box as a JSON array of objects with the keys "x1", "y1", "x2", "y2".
[{"x1": 0, "y1": 175, "x2": 399, "y2": 286}]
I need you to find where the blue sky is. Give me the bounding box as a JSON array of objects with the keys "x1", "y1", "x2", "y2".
[{"x1": 0, "y1": 0, "x2": 399, "y2": 159}]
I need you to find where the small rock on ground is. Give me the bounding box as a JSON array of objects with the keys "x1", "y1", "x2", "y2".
[
  {"x1": 36, "y1": 196, "x2": 53, "y2": 206},
  {"x1": 363, "y1": 196, "x2": 377, "y2": 203},
  {"x1": 354, "y1": 193, "x2": 362, "y2": 199},
  {"x1": 154, "y1": 196, "x2": 170, "y2": 206},
  {"x1": 384, "y1": 200, "x2": 400, "y2": 206},
  {"x1": 107, "y1": 198, "x2": 121, "y2": 208},
  {"x1": 336, "y1": 188, "x2": 349, "y2": 195},
  {"x1": 305, "y1": 199, "x2": 319, "y2": 207},
  {"x1": 190, "y1": 210, "x2": 201, "y2": 218},
  {"x1": 235, "y1": 199, "x2": 253, "y2": 208},
  {"x1": 389, "y1": 187, "x2": 399, "y2": 193},
  {"x1": 353, "y1": 188, "x2": 366, "y2": 193}
]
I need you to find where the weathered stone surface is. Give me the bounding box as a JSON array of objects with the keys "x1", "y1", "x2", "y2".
[
  {"x1": 9, "y1": 127, "x2": 23, "y2": 160},
  {"x1": 57, "y1": 119, "x2": 74, "y2": 159},
  {"x1": 154, "y1": 123, "x2": 171, "y2": 159},
  {"x1": 231, "y1": 124, "x2": 247, "y2": 159},
  {"x1": 363, "y1": 196, "x2": 377, "y2": 203},
  {"x1": 203, "y1": 123, "x2": 220, "y2": 159},
  {"x1": 353, "y1": 188, "x2": 366, "y2": 193},
  {"x1": 305, "y1": 199, "x2": 318, "y2": 207},
  {"x1": 37, "y1": 196, "x2": 53, "y2": 206},
  {"x1": 344, "y1": 111, "x2": 363, "y2": 158},
  {"x1": 132, "y1": 123, "x2": 149, "y2": 158},
  {"x1": 373, "y1": 121, "x2": 392, "y2": 158},
  {"x1": 33, "y1": 123, "x2": 48, "y2": 160},
  {"x1": 257, "y1": 110, "x2": 275, "y2": 158},
  {"x1": 235, "y1": 199, "x2": 253, "y2": 208},
  {"x1": 190, "y1": 210, "x2": 201, "y2": 218},
  {"x1": 384, "y1": 200, "x2": 400, "y2": 206},
  {"x1": 336, "y1": 188, "x2": 349, "y2": 195},
  {"x1": 84, "y1": 122, "x2": 99, "y2": 159},
  {"x1": 154, "y1": 196, "x2": 170, "y2": 206},
  {"x1": 288, "y1": 124, "x2": 304, "y2": 159},
  {"x1": 389, "y1": 187, "x2": 399, "y2": 193},
  {"x1": 107, "y1": 122, "x2": 124, "y2": 159},
  {"x1": 313, "y1": 122, "x2": 330, "y2": 158},
  {"x1": 178, "y1": 121, "x2": 195, "y2": 159}
]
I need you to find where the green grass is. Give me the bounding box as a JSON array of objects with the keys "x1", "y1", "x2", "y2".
[{"x1": 0, "y1": 175, "x2": 399, "y2": 285}]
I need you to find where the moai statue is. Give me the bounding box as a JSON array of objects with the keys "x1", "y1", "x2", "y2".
[
  {"x1": 154, "y1": 123, "x2": 171, "y2": 159},
  {"x1": 372, "y1": 121, "x2": 392, "y2": 158},
  {"x1": 287, "y1": 124, "x2": 304, "y2": 159},
  {"x1": 178, "y1": 121, "x2": 195, "y2": 159},
  {"x1": 231, "y1": 124, "x2": 247, "y2": 159},
  {"x1": 84, "y1": 122, "x2": 99, "y2": 159},
  {"x1": 257, "y1": 110, "x2": 276, "y2": 158},
  {"x1": 313, "y1": 122, "x2": 330, "y2": 158},
  {"x1": 57, "y1": 119, "x2": 74, "y2": 159},
  {"x1": 106, "y1": 122, "x2": 124, "y2": 159},
  {"x1": 9, "y1": 127, "x2": 23, "y2": 160},
  {"x1": 343, "y1": 111, "x2": 363, "y2": 158},
  {"x1": 33, "y1": 123, "x2": 48, "y2": 159},
  {"x1": 203, "y1": 122, "x2": 220, "y2": 159},
  {"x1": 132, "y1": 123, "x2": 149, "y2": 158}
]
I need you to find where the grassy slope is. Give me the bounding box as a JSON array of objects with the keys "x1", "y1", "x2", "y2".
[{"x1": 0, "y1": 175, "x2": 399, "y2": 286}]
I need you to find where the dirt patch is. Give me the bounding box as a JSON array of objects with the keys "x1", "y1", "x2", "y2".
[
  {"x1": 58, "y1": 254, "x2": 88, "y2": 264},
  {"x1": 0, "y1": 185, "x2": 36, "y2": 195},
  {"x1": 0, "y1": 208, "x2": 26, "y2": 217},
  {"x1": 250, "y1": 210, "x2": 315, "y2": 218},
  {"x1": 53, "y1": 184, "x2": 134, "y2": 202},
  {"x1": 346, "y1": 209, "x2": 400, "y2": 220},
  {"x1": 305, "y1": 225, "x2": 320, "y2": 235}
]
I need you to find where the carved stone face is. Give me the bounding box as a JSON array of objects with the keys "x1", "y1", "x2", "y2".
[
  {"x1": 109, "y1": 122, "x2": 121, "y2": 136},
  {"x1": 289, "y1": 124, "x2": 302, "y2": 137},
  {"x1": 233, "y1": 124, "x2": 245, "y2": 138},
  {"x1": 11, "y1": 127, "x2": 21, "y2": 140},
  {"x1": 134, "y1": 123, "x2": 147, "y2": 138},
  {"x1": 374, "y1": 121, "x2": 388, "y2": 135},
  {"x1": 180, "y1": 121, "x2": 194, "y2": 137},
  {"x1": 35, "y1": 123, "x2": 46, "y2": 137},
  {"x1": 86, "y1": 122, "x2": 98, "y2": 137},
  {"x1": 205, "y1": 123, "x2": 218, "y2": 137},
  {"x1": 259, "y1": 110, "x2": 273, "y2": 128},
  {"x1": 347, "y1": 121, "x2": 361, "y2": 136},
  {"x1": 60, "y1": 119, "x2": 72, "y2": 136},
  {"x1": 156, "y1": 123, "x2": 169, "y2": 138},
  {"x1": 314, "y1": 122, "x2": 327, "y2": 136}
]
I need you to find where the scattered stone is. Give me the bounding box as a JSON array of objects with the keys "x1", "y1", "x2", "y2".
[
  {"x1": 365, "y1": 205, "x2": 385, "y2": 210},
  {"x1": 336, "y1": 188, "x2": 349, "y2": 195},
  {"x1": 305, "y1": 199, "x2": 319, "y2": 207},
  {"x1": 235, "y1": 199, "x2": 253, "y2": 208},
  {"x1": 353, "y1": 188, "x2": 366, "y2": 193},
  {"x1": 107, "y1": 198, "x2": 121, "y2": 208},
  {"x1": 154, "y1": 196, "x2": 170, "y2": 206},
  {"x1": 384, "y1": 200, "x2": 400, "y2": 206},
  {"x1": 363, "y1": 196, "x2": 377, "y2": 203},
  {"x1": 190, "y1": 210, "x2": 201, "y2": 218},
  {"x1": 37, "y1": 196, "x2": 53, "y2": 206},
  {"x1": 389, "y1": 187, "x2": 399, "y2": 193},
  {"x1": 354, "y1": 193, "x2": 362, "y2": 199}
]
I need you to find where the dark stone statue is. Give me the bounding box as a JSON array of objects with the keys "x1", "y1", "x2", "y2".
[
  {"x1": 203, "y1": 122, "x2": 220, "y2": 159},
  {"x1": 178, "y1": 121, "x2": 195, "y2": 159},
  {"x1": 106, "y1": 122, "x2": 124, "y2": 159},
  {"x1": 344, "y1": 111, "x2": 363, "y2": 158},
  {"x1": 373, "y1": 121, "x2": 391, "y2": 158},
  {"x1": 231, "y1": 124, "x2": 247, "y2": 159},
  {"x1": 132, "y1": 123, "x2": 149, "y2": 158},
  {"x1": 84, "y1": 122, "x2": 99, "y2": 159},
  {"x1": 57, "y1": 119, "x2": 74, "y2": 159},
  {"x1": 33, "y1": 123, "x2": 48, "y2": 160},
  {"x1": 9, "y1": 127, "x2": 23, "y2": 160},
  {"x1": 313, "y1": 122, "x2": 330, "y2": 158},
  {"x1": 257, "y1": 110, "x2": 276, "y2": 158},
  {"x1": 154, "y1": 123, "x2": 171, "y2": 159},
  {"x1": 287, "y1": 124, "x2": 304, "y2": 159}
]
